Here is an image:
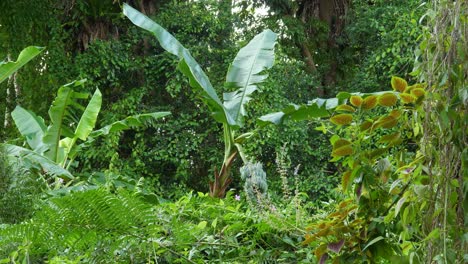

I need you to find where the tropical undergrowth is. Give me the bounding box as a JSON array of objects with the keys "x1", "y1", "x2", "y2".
[
  {"x1": 0, "y1": 187, "x2": 318, "y2": 263},
  {"x1": 0, "y1": 147, "x2": 46, "y2": 224}
]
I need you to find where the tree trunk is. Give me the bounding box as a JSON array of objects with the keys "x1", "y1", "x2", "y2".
[
  {"x1": 3, "y1": 55, "x2": 13, "y2": 132},
  {"x1": 294, "y1": 0, "x2": 349, "y2": 96},
  {"x1": 300, "y1": 43, "x2": 317, "y2": 73}
]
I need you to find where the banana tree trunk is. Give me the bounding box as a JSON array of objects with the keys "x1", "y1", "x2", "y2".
[
  {"x1": 209, "y1": 124, "x2": 237, "y2": 198},
  {"x1": 209, "y1": 150, "x2": 237, "y2": 198}
]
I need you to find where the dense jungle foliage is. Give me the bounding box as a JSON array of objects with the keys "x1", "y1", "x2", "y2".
[{"x1": 0, "y1": 0, "x2": 466, "y2": 263}]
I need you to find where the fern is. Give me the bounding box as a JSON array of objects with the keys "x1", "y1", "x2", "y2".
[
  {"x1": 0, "y1": 189, "x2": 159, "y2": 262},
  {"x1": 0, "y1": 149, "x2": 45, "y2": 224},
  {"x1": 0, "y1": 189, "x2": 308, "y2": 263}
]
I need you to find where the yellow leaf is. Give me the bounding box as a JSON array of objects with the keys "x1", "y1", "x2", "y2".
[
  {"x1": 342, "y1": 170, "x2": 352, "y2": 191},
  {"x1": 333, "y1": 139, "x2": 351, "y2": 150},
  {"x1": 338, "y1": 199, "x2": 353, "y2": 208},
  {"x1": 350, "y1": 95, "x2": 363, "y2": 107},
  {"x1": 303, "y1": 233, "x2": 315, "y2": 245},
  {"x1": 360, "y1": 120, "x2": 373, "y2": 131},
  {"x1": 377, "y1": 93, "x2": 398, "y2": 107},
  {"x1": 400, "y1": 93, "x2": 416, "y2": 104},
  {"x1": 376, "y1": 116, "x2": 398, "y2": 129},
  {"x1": 315, "y1": 228, "x2": 331, "y2": 237},
  {"x1": 379, "y1": 132, "x2": 401, "y2": 143},
  {"x1": 330, "y1": 114, "x2": 353, "y2": 125},
  {"x1": 411, "y1": 88, "x2": 425, "y2": 97},
  {"x1": 403, "y1": 87, "x2": 413, "y2": 94},
  {"x1": 391, "y1": 76, "x2": 407, "y2": 92},
  {"x1": 314, "y1": 244, "x2": 328, "y2": 259},
  {"x1": 408, "y1": 83, "x2": 426, "y2": 90},
  {"x1": 332, "y1": 145, "x2": 353, "y2": 157},
  {"x1": 362, "y1": 95, "x2": 378, "y2": 110},
  {"x1": 336, "y1": 104, "x2": 356, "y2": 112},
  {"x1": 369, "y1": 148, "x2": 387, "y2": 159},
  {"x1": 389, "y1": 109, "x2": 402, "y2": 119}
]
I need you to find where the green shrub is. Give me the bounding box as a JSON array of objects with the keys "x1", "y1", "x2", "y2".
[
  {"x1": 0, "y1": 148, "x2": 45, "y2": 224},
  {"x1": 0, "y1": 188, "x2": 315, "y2": 263}
]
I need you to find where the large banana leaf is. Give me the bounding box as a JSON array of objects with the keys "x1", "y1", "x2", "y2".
[
  {"x1": 123, "y1": 3, "x2": 230, "y2": 125},
  {"x1": 11, "y1": 106, "x2": 47, "y2": 151},
  {"x1": 68, "y1": 112, "x2": 170, "y2": 159},
  {"x1": 55, "y1": 88, "x2": 102, "y2": 166},
  {"x1": 223, "y1": 30, "x2": 276, "y2": 127},
  {"x1": 258, "y1": 91, "x2": 396, "y2": 125},
  {"x1": 0, "y1": 46, "x2": 44, "y2": 83},
  {"x1": 74, "y1": 88, "x2": 102, "y2": 140},
  {"x1": 258, "y1": 98, "x2": 340, "y2": 126},
  {"x1": 43, "y1": 80, "x2": 87, "y2": 162},
  {"x1": 3, "y1": 144, "x2": 73, "y2": 180},
  {"x1": 89, "y1": 112, "x2": 171, "y2": 138}
]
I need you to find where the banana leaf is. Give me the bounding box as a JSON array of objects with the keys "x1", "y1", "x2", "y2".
[
  {"x1": 3, "y1": 144, "x2": 74, "y2": 180},
  {"x1": 258, "y1": 91, "x2": 397, "y2": 125},
  {"x1": 43, "y1": 80, "x2": 87, "y2": 162},
  {"x1": 0, "y1": 46, "x2": 44, "y2": 83},
  {"x1": 89, "y1": 112, "x2": 171, "y2": 138},
  {"x1": 11, "y1": 106, "x2": 47, "y2": 151},
  {"x1": 74, "y1": 88, "x2": 102, "y2": 141},
  {"x1": 258, "y1": 98, "x2": 340, "y2": 126},
  {"x1": 69, "y1": 112, "x2": 171, "y2": 159},
  {"x1": 223, "y1": 30, "x2": 276, "y2": 128},
  {"x1": 123, "y1": 3, "x2": 230, "y2": 125}
]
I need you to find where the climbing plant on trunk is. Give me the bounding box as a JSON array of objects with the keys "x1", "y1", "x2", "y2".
[{"x1": 413, "y1": 0, "x2": 467, "y2": 261}]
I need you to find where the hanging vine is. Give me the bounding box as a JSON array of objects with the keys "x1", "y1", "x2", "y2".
[{"x1": 413, "y1": 0, "x2": 467, "y2": 262}]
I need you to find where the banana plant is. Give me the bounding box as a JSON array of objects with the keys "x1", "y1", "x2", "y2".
[
  {"x1": 257, "y1": 90, "x2": 405, "y2": 126},
  {"x1": 124, "y1": 3, "x2": 277, "y2": 197},
  {"x1": 0, "y1": 46, "x2": 44, "y2": 83},
  {"x1": 258, "y1": 96, "x2": 342, "y2": 126},
  {"x1": 5, "y1": 79, "x2": 170, "y2": 180}
]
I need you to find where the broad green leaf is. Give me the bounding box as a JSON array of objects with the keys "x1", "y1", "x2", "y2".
[
  {"x1": 401, "y1": 241, "x2": 413, "y2": 255},
  {"x1": 0, "y1": 46, "x2": 44, "y2": 83},
  {"x1": 234, "y1": 132, "x2": 254, "y2": 144},
  {"x1": 258, "y1": 111, "x2": 286, "y2": 126},
  {"x1": 89, "y1": 112, "x2": 171, "y2": 138},
  {"x1": 3, "y1": 144, "x2": 73, "y2": 180},
  {"x1": 363, "y1": 236, "x2": 384, "y2": 251},
  {"x1": 211, "y1": 218, "x2": 218, "y2": 228},
  {"x1": 43, "y1": 80, "x2": 86, "y2": 162},
  {"x1": 43, "y1": 86, "x2": 72, "y2": 162},
  {"x1": 223, "y1": 29, "x2": 276, "y2": 127},
  {"x1": 395, "y1": 196, "x2": 407, "y2": 217},
  {"x1": 11, "y1": 106, "x2": 46, "y2": 151},
  {"x1": 123, "y1": 4, "x2": 229, "y2": 124},
  {"x1": 422, "y1": 228, "x2": 440, "y2": 242},
  {"x1": 336, "y1": 92, "x2": 352, "y2": 100},
  {"x1": 389, "y1": 179, "x2": 402, "y2": 194},
  {"x1": 258, "y1": 91, "x2": 395, "y2": 126},
  {"x1": 59, "y1": 137, "x2": 75, "y2": 166},
  {"x1": 66, "y1": 111, "x2": 168, "y2": 165},
  {"x1": 258, "y1": 100, "x2": 332, "y2": 126},
  {"x1": 197, "y1": 221, "x2": 207, "y2": 229},
  {"x1": 75, "y1": 89, "x2": 102, "y2": 140},
  {"x1": 72, "y1": 112, "x2": 170, "y2": 159}
]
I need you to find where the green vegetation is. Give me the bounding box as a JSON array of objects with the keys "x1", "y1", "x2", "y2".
[
  {"x1": 0, "y1": 0, "x2": 466, "y2": 263},
  {"x1": 124, "y1": 3, "x2": 278, "y2": 197},
  {"x1": 6, "y1": 79, "x2": 169, "y2": 182}
]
